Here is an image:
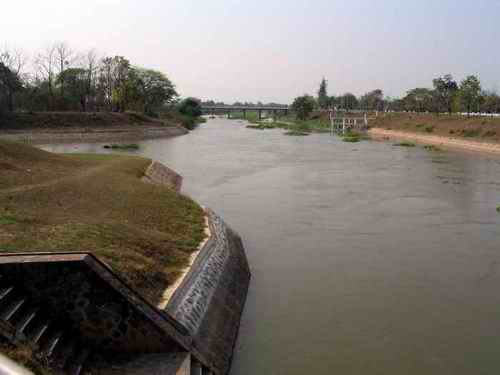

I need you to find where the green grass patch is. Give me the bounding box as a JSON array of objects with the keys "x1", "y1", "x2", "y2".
[
  {"x1": 423, "y1": 145, "x2": 443, "y2": 152},
  {"x1": 284, "y1": 130, "x2": 310, "y2": 136},
  {"x1": 103, "y1": 143, "x2": 140, "y2": 150},
  {"x1": 342, "y1": 135, "x2": 361, "y2": 142},
  {"x1": 246, "y1": 124, "x2": 275, "y2": 130},
  {"x1": 393, "y1": 141, "x2": 416, "y2": 147},
  {"x1": 461, "y1": 129, "x2": 482, "y2": 137},
  {"x1": 0, "y1": 215, "x2": 18, "y2": 225}
]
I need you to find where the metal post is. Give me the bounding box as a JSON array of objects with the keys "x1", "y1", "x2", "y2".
[
  {"x1": 228, "y1": 110, "x2": 231, "y2": 119},
  {"x1": 342, "y1": 118, "x2": 346, "y2": 134},
  {"x1": 259, "y1": 109, "x2": 262, "y2": 120},
  {"x1": 243, "y1": 109, "x2": 246, "y2": 119}
]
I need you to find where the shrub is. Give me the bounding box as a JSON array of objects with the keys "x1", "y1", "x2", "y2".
[
  {"x1": 393, "y1": 141, "x2": 416, "y2": 147},
  {"x1": 424, "y1": 125, "x2": 435, "y2": 133}
]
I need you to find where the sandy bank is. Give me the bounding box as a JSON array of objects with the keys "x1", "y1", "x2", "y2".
[{"x1": 369, "y1": 128, "x2": 500, "y2": 155}]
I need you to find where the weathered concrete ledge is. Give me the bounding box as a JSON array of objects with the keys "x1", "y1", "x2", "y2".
[
  {"x1": 0, "y1": 125, "x2": 188, "y2": 144},
  {"x1": 142, "y1": 161, "x2": 183, "y2": 192},
  {"x1": 165, "y1": 209, "x2": 251, "y2": 375}
]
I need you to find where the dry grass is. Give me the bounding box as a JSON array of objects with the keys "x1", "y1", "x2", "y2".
[
  {"x1": 371, "y1": 113, "x2": 500, "y2": 143},
  {"x1": 0, "y1": 343, "x2": 53, "y2": 375},
  {"x1": 0, "y1": 140, "x2": 205, "y2": 304}
]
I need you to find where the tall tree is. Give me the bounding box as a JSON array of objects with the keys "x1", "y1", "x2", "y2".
[
  {"x1": 0, "y1": 49, "x2": 25, "y2": 111},
  {"x1": 0, "y1": 62, "x2": 22, "y2": 112},
  {"x1": 134, "y1": 67, "x2": 178, "y2": 115},
  {"x1": 292, "y1": 95, "x2": 315, "y2": 120},
  {"x1": 460, "y1": 75, "x2": 481, "y2": 116},
  {"x1": 433, "y1": 74, "x2": 458, "y2": 114},
  {"x1": 35, "y1": 45, "x2": 57, "y2": 109},
  {"x1": 317, "y1": 77, "x2": 329, "y2": 109}
]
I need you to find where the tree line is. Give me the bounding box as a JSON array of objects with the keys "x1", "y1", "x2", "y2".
[
  {"x1": 0, "y1": 43, "x2": 183, "y2": 117},
  {"x1": 292, "y1": 75, "x2": 500, "y2": 119}
]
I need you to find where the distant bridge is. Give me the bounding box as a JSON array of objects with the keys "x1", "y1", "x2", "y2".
[{"x1": 201, "y1": 105, "x2": 289, "y2": 120}]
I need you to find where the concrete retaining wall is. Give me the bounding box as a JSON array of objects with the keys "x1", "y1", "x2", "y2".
[
  {"x1": 142, "y1": 161, "x2": 183, "y2": 192},
  {"x1": 165, "y1": 209, "x2": 251, "y2": 375},
  {"x1": 0, "y1": 126, "x2": 188, "y2": 144}
]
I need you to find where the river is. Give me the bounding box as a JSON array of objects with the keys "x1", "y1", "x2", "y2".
[{"x1": 42, "y1": 118, "x2": 500, "y2": 375}]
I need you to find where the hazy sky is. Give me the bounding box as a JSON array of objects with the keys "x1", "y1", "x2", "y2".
[{"x1": 2, "y1": 0, "x2": 499, "y2": 103}]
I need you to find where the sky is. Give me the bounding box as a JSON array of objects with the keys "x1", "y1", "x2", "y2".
[{"x1": 2, "y1": 0, "x2": 500, "y2": 103}]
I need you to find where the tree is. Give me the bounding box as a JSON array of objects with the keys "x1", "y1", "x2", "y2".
[
  {"x1": 433, "y1": 74, "x2": 458, "y2": 114},
  {"x1": 57, "y1": 68, "x2": 87, "y2": 111},
  {"x1": 178, "y1": 97, "x2": 202, "y2": 117},
  {"x1": 480, "y1": 91, "x2": 500, "y2": 114},
  {"x1": 403, "y1": 88, "x2": 434, "y2": 112},
  {"x1": 339, "y1": 93, "x2": 358, "y2": 110},
  {"x1": 35, "y1": 45, "x2": 57, "y2": 109},
  {"x1": 0, "y1": 61, "x2": 22, "y2": 111},
  {"x1": 460, "y1": 75, "x2": 481, "y2": 116},
  {"x1": 317, "y1": 77, "x2": 329, "y2": 109},
  {"x1": 359, "y1": 89, "x2": 384, "y2": 111},
  {"x1": 292, "y1": 95, "x2": 315, "y2": 120},
  {"x1": 134, "y1": 68, "x2": 178, "y2": 115}
]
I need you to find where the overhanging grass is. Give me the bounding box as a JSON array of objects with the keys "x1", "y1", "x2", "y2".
[
  {"x1": 0, "y1": 140, "x2": 205, "y2": 305},
  {"x1": 103, "y1": 143, "x2": 140, "y2": 150},
  {"x1": 423, "y1": 144, "x2": 443, "y2": 152},
  {"x1": 393, "y1": 141, "x2": 416, "y2": 147}
]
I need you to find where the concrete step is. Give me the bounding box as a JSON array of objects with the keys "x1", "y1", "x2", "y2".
[
  {"x1": 67, "y1": 348, "x2": 90, "y2": 375},
  {"x1": 43, "y1": 329, "x2": 63, "y2": 357},
  {"x1": 0, "y1": 298, "x2": 26, "y2": 321},
  {"x1": 31, "y1": 321, "x2": 50, "y2": 345},
  {"x1": 15, "y1": 307, "x2": 38, "y2": 335}
]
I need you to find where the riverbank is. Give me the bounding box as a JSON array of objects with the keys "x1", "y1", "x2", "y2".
[
  {"x1": 369, "y1": 128, "x2": 500, "y2": 154},
  {"x1": 0, "y1": 139, "x2": 206, "y2": 304},
  {"x1": 0, "y1": 111, "x2": 189, "y2": 144}
]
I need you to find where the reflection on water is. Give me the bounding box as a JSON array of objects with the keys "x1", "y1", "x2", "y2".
[{"x1": 41, "y1": 119, "x2": 500, "y2": 375}]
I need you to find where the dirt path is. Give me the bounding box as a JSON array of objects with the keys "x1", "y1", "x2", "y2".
[{"x1": 368, "y1": 128, "x2": 500, "y2": 155}]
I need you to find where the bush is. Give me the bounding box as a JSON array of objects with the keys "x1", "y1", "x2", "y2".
[
  {"x1": 178, "y1": 97, "x2": 202, "y2": 117},
  {"x1": 393, "y1": 141, "x2": 416, "y2": 147},
  {"x1": 424, "y1": 125, "x2": 435, "y2": 133}
]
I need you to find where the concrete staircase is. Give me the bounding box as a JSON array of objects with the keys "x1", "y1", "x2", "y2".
[{"x1": 0, "y1": 278, "x2": 91, "y2": 375}]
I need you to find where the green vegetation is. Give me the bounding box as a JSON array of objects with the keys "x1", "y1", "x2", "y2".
[
  {"x1": 393, "y1": 141, "x2": 416, "y2": 147},
  {"x1": 246, "y1": 123, "x2": 275, "y2": 130},
  {"x1": 423, "y1": 145, "x2": 443, "y2": 151},
  {"x1": 284, "y1": 130, "x2": 309, "y2": 136},
  {"x1": 497, "y1": 206, "x2": 500, "y2": 213},
  {"x1": 103, "y1": 143, "x2": 140, "y2": 150},
  {"x1": 461, "y1": 129, "x2": 482, "y2": 137},
  {"x1": 424, "y1": 125, "x2": 435, "y2": 133},
  {"x1": 291, "y1": 95, "x2": 315, "y2": 120},
  {"x1": 0, "y1": 44, "x2": 204, "y2": 131},
  {"x1": 0, "y1": 214, "x2": 17, "y2": 225},
  {"x1": 0, "y1": 140, "x2": 205, "y2": 305},
  {"x1": 342, "y1": 135, "x2": 361, "y2": 142}
]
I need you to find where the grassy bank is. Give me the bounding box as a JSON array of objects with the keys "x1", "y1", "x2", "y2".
[
  {"x1": 371, "y1": 113, "x2": 500, "y2": 143},
  {"x1": 0, "y1": 140, "x2": 205, "y2": 305}
]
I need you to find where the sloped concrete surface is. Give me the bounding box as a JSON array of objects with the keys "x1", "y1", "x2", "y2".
[{"x1": 165, "y1": 209, "x2": 251, "y2": 375}]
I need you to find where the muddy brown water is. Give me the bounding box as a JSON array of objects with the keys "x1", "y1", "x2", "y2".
[{"x1": 41, "y1": 118, "x2": 500, "y2": 375}]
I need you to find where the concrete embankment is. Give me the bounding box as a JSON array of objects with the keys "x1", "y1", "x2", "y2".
[
  {"x1": 143, "y1": 160, "x2": 251, "y2": 374},
  {"x1": 165, "y1": 209, "x2": 251, "y2": 375},
  {"x1": 369, "y1": 128, "x2": 500, "y2": 155},
  {"x1": 0, "y1": 125, "x2": 188, "y2": 144}
]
